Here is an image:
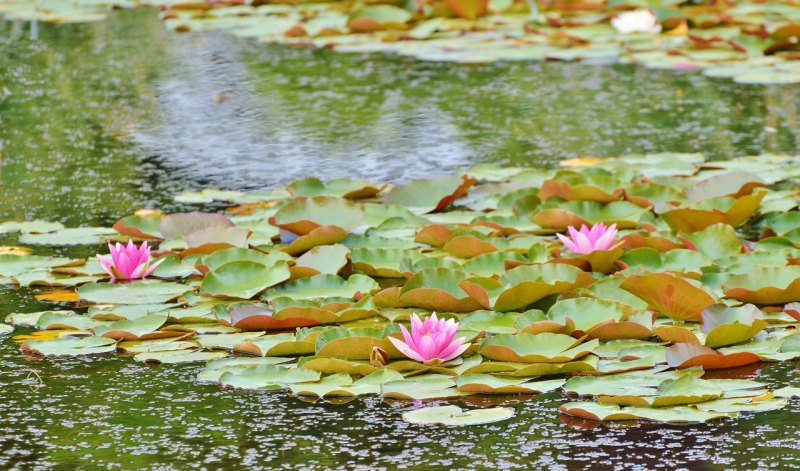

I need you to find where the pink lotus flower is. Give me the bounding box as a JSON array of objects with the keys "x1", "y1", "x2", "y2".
[
  {"x1": 96, "y1": 241, "x2": 164, "y2": 280},
  {"x1": 389, "y1": 313, "x2": 470, "y2": 365},
  {"x1": 557, "y1": 223, "x2": 618, "y2": 254}
]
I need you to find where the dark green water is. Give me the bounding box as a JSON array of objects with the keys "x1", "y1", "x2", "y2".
[{"x1": 0, "y1": 9, "x2": 799, "y2": 470}]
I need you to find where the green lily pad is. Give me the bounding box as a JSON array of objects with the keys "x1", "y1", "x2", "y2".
[
  {"x1": 78, "y1": 281, "x2": 192, "y2": 305},
  {"x1": 219, "y1": 364, "x2": 320, "y2": 391},
  {"x1": 134, "y1": 349, "x2": 229, "y2": 365},
  {"x1": 402, "y1": 405, "x2": 514, "y2": 426},
  {"x1": 559, "y1": 401, "x2": 733, "y2": 423},
  {"x1": 272, "y1": 196, "x2": 363, "y2": 235},
  {"x1": 266, "y1": 274, "x2": 378, "y2": 300},
  {"x1": 22, "y1": 336, "x2": 118, "y2": 357},
  {"x1": 723, "y1": 266, "x2": 800, "y2": 304},
  {"x1": 201, "y1": 261, "x2": 291, "y2": 299},
  {"x1": 18, "y1": 227, "x2": 116, "y2": 246},
  {"x1": 480, "y1": 333, "x2": 599, "y2": 363},
  {"x1": 701, "y1": 304, "x2": 767, "y2": 348},
  {"x1": 384, "y1": 175, "x2": 476, "y2": 214},
  {"x1": 456, "y1": 374, "x2": 565, "y2": 394},
  {"x1": 0, "y1": 254, "x2": 77, "y2": 277}
]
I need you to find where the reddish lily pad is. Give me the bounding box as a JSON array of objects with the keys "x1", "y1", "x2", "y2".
[
  {"x1": 272, "y1": 196, "x2": 364, "y2": 235},
  {"x1": 723, "y1": 266, "x2": 800, "y2": 305},
  {"x1": 665, "y1": 343, "x2": 760, "y2": 370},
  {"x1": 620, "y1": 272, "x2": 718, "y2": 322},
  {"x1": 384, "y1": 175, "x2": 477, "y2": 214},
  {"x1": 399, "y1": 268, "x2": 484, "y2": 313},
  {"x1": 480, "y1": 333, "x2": 598, "y2": 363}
]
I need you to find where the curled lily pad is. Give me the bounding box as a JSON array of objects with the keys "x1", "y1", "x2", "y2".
[
  {"x1": 315, "y1": 326, "x2": 402, "y2": 360},
  {"x1": 402, "y1": 405, "x2": 514, "y2": 426},
  {"x1": 559, "y1": 401, "x2": 733, "y2": 423},
  {"x1": 620, "y1": 272, "x2": 718, "y2": 322},
  {"x1": 384, "y1": 175, "x2": 476, "y2": 214},
  {"x1": 398, "y1": 268, "x2": 484, "y2": 312},
  {"x1": 456, "y1": 375, "x2": 565, "y2": 395},
  {"x1": 350, "y1": 247, "x2": 420, "y2": 278},
  {"x1": 381, "y1": 375, "x2": 465, "y2": 400},
  {"x1": 22, "y1": 336, "x2": 118, "y2": 357},
  {"x1": 93, "y1": 314, "x2": 178, "y2": 341},
  {"x1": 134, "y1": 350, "x2": 228, "y2": 365},
  {"x1": 700, "y1": 304, "x2": 767, "y2": 348},
  {"x1": 197, "y1": 357, "x2": 294, "y2": 383},
  {"x1": 548, "y1": 298, "x2": 652, "y2": 341},
  {"x1": 480, "y1": 333, "x2": 598, "y2": 363},
  {"x1": 287, "y1": 177, "x2": 385, "y2": 199},
  {"x1": 202, "y1": 248, "x2": 291, "y2": 272},
  {"x1": 666, "y1": 343, "x2": 760, "y2": 370},
  {"x1": 219, "y1": 364, "x2": 320, "y2": 391},
  {"x1": 266, "y1": 274, "x2": 378, "y2": 300},
  {"x1": 462, "y1": 264, "x2": 594, "y2": 312},
  {"x1": 272, "y1": 196, "x2": 364, "y2": 235},
  {"x1": 294, "y1": 244, "x2": 350, "y2": 276},
  {"x1": 112, "y1": 215, "x2": 163, "y2": 239},
  {"x1": 233, "y1": 333, "x2": 316, "y2": 357},
  {"x1": 201, "y1": 261, "x2": 291, "y2": 299},
  {"x1": 290, "y1": 369, "x2": 404, "y2": 397},
  {"x1": 533, "y1": 201, "x2": 648, "y2": 230},
  {"x1": 723, "y1": 266, "x2": 800, "y2": 304},
  {"x1": 282, "y1": 225, "x2": 349, "y2": 256},
  {"x1": 78, "y1": 281, "x2": 192, "y2": 305}
]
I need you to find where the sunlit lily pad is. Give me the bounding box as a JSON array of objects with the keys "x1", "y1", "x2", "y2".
[
  {"x1": 201, "y1": 261, "x2": 291, "y2": 299},
  {"x1": 620, "y1": 272, "x2": 718, "y2": 322},
  {"x1": 384, "y1": 175, "x2": 476, "y2": 214},
  {"x1": 402, "y1": 405, "x2": 514, "y2": 426},
  {"x1": 219, "y1": 364, "x2": 320, "y2": 390},
  {"x1": 559, "y1": 401, "x2": 733, "y2": 423},
  {"x1": 22, "y1": 336, "x2": 118, "y2": 357},
  {"x1": 480, "y1": 333, "x2": 598, "y2": 363},
  {"x1": 78, "y1": 281, "x2": 192, "y2": 305},
  {"x1": 723, "y1": 266, "x2": 800, "y2": 304},
  {"x1": 666, "y1": 343, "x2": 760, "y2": 370}
]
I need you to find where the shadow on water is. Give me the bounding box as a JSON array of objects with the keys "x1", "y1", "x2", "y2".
[{"x1": 0, "y1": 8, "x2": 799, "y2": 470}]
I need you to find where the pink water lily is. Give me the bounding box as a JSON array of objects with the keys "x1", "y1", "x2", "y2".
[
  {"x1": 389, "y1": 313, "x2": 470, "y2": 365},
  {"x1": 96, "y1": 241, "x2": 164, "y2": 280},
  {"x1": 557, "y1": 223, "x2": 618, "y2": 254}
]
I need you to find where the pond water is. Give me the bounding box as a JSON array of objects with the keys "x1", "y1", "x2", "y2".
[{"x1": 0, "y1": 8, "x2": 799, "y2": 470}]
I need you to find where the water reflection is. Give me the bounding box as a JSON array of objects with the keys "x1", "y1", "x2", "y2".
[{"x1": 1, "y1": 9, "x2": 799, "y2": 227}]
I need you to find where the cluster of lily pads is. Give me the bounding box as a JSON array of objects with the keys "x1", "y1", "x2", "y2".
[
  {"x1": 2, "y1": 152, "x2": 800, "y2": 425},
  {"x1": 3, "y1": 0, "x2": 800, "y2": 84}
]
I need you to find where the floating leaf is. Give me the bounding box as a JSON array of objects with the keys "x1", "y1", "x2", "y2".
[
  {"x1": 723, "y1": 266, "x2": 800, "y2": 304},
  {"x1": 134, "y1": 349, "x2": 228, "y2": 364},
  {"x1": 666, "y1": 343, "x2": 760, "y2": 370},
  {"x1": 384, "y1": 175, "x2": 476, "y2": 214},
  {"x1": 201, "y1": 261, "x2": 291, "y2": 299},
  {"x1": 266, "y1": 274, "x2": 378, "y2": 300},
  {"x1": 78, "y1": 281, "x2": 192, "y2": 305},
  {"x1": 402, "y1": 405, "x2": 514, "y2": 426},
  {"x1": 621, "y1": 273, "x2": 717, "y2": 322},
  {"x1": 22, "y1": 336, "x2": 118, "y2": 357},
  {"x1": 272, "y1": 196, "x2": 363, "y2": 235},
  {"x1": 480, "y1": 333, "x2": 598, "y2": 363}
]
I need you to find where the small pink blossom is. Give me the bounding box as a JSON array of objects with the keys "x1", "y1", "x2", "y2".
[
  {"x1": 557, "y1": 223, "x2": 618, "y2": 254},
  {"x1": 96, "y1": 241, "x2": 164, "y2": 280},
  {"x1": 388, "y1": 313, "x2": 469, "y2": 365}
]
